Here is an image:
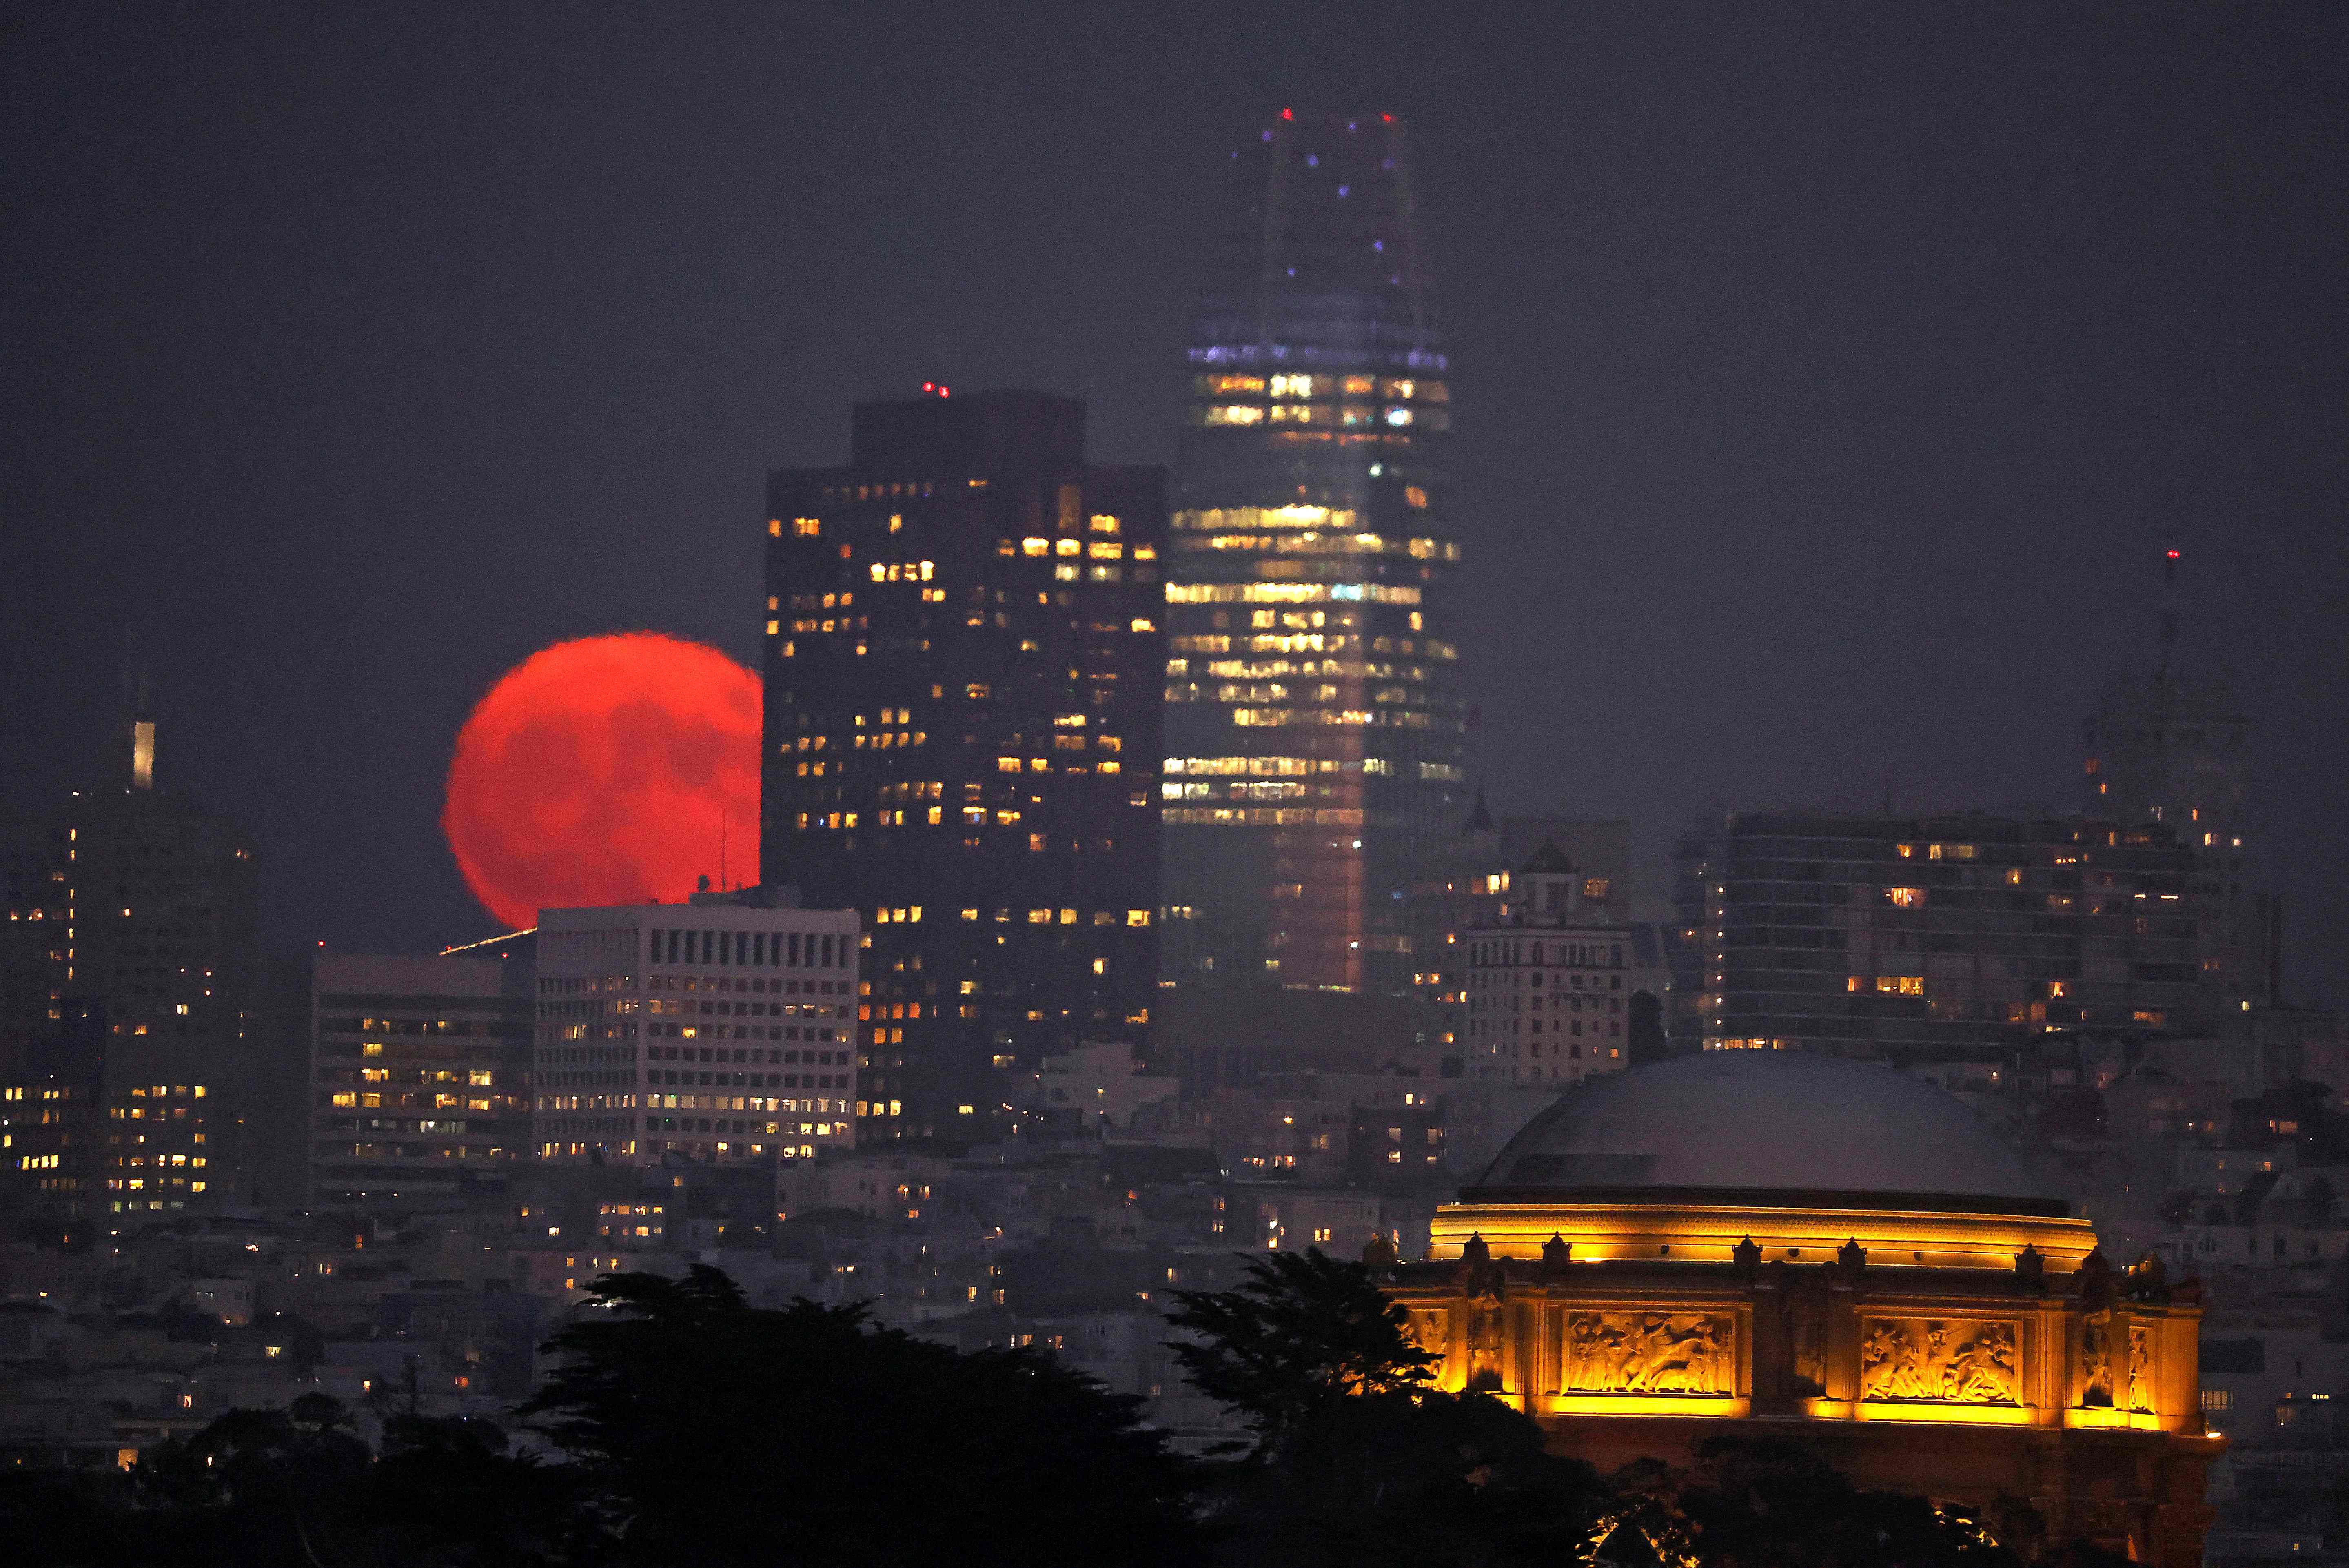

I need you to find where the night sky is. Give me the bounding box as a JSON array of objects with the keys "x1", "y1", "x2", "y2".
[{"x1": 6, "y1": 5, "x2": 2344, "y2": 1004}]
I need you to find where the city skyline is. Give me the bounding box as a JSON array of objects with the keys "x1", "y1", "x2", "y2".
[{"x1": 4, "y1": 8, "x2": 2343, "y2": 1005}]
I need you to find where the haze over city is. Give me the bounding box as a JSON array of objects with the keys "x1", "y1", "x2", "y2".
[{"x1": 6, "y1": 5, "x2": 2342, "y2": 1000}]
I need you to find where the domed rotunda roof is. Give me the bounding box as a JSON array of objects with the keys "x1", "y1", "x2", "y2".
[{"x1": 1477, "y1": 1052, "x2": 2059, "y2": 1213}]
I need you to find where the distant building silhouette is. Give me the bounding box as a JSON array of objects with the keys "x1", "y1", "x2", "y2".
[
  {"x1": 761, "y1": 390, "x2": 1165, "y2": 1140},
  {"x1": 1161, "y1": 112, "x2": 1466, "y2": 994},
  {"x1": 2081, "y1": 550, "x2": 2274, "y2": 1006}
]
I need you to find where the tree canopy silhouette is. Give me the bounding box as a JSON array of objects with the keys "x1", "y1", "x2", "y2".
[
  {"x1": 1165, "y1": 1248, "x2": 1614, "y2": 1563},
  {"x1": 522, "y1": 1264, "x2": 1198, "y2": 1568},
  {"x1": 1164, "y1": 1246, "x2": 1437, "y2": 1461}
]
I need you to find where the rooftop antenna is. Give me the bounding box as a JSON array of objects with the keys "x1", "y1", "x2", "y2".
[
  {"x1": 719, "y1": 812, "x2": 729, "y2": 892},
  {"x1": 123, "y1": 628, "x2": 155, "y2": 791},
  {"x1": 2155, "y1": 549, "x2": 2181, "y2": 684}
]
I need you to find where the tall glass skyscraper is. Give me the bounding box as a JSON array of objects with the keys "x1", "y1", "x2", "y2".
[{"x1": 1162, "y1": 113, "x2": 1465, "y2": 994}]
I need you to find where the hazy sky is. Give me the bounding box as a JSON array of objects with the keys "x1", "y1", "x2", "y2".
[{"x1": 5, "y1": 3, "x2": 2344, "y2": 1001}]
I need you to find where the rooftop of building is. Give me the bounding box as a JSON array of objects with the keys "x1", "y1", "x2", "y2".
[{"x1": 1473, "y1": 1051, "x2": 2061, "y2": 1214}]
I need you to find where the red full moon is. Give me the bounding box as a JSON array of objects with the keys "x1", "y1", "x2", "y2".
[{"x1": 442, "y1": 632, "x2": 762, "y2": 930}]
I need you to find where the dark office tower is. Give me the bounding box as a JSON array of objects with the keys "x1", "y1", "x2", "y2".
[
  {"x1": 2081, "y1": 552, "x2": 2270, "y2": 1006},
  {"x1": 762, "y1": 390, "x2": 1166, "y2": 1140},
  {"x1": 2, "y1": 709, "x2": 262, "y2": 1220},
  {"x1": 1163, "y1": 112, "x2": 1465, "y2": 996}
]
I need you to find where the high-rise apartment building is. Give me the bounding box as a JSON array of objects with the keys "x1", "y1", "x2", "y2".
[
  {"x1": 760, "y1": 390, "x2": 1165, "y2": 1140},
  {"x1": 307, "y1": 951, "x2": 532, "y2": 1209},
  {"x1": 1668, "y1": 812, "x2": 2223, "y2": 1058},
  {"x1": 1162, "y1": 112, "x2": 1466, "y2": 994},
  {"x1": 533, "y1": 899, "x2": 861, "y2": 1164},
  {"x1": 0, "y1": 713, "x2": 262, "y2": 1221}
]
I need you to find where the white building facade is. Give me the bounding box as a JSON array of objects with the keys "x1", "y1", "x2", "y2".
[{"x1": 534, "y1": 898, "x2": 861, "y2": 1167}]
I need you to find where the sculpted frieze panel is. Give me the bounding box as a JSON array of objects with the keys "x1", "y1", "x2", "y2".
[
  {"x1": 2126, "y1": 1324, "x2": 2153, "y2": 1413},
  {"x1": 1859, "y1": 1317, "x2": 2020, "y2": 1406},
  {"x1": 2081, "y1": 1315, "x2": 2116, "y2": 1408},
  {"x1": 1564, "y1": 1313, "x2": 1735, "y2": 1396},
  {"x1": 1406, "y1": 1307, "x2": 1450, "y2": 1360}
]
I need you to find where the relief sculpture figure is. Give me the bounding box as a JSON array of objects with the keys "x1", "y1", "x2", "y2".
[
  {"x1": 1466, "y1": 1286, "x2": 1505, "y2": 1391},
  {"x1": 1785, "y1": 1282, "x2": 1830, "y2": 1399},
  {"x1": 1565, "y1": 1313, "x2": 1731, "y2": 1396},
  {"x1": 2080, "y1": 1316, "x2": 2114, "y2": 1408},
  {"x1": 1860, "y1": 1318, "x2": 2020, "y2": 1405},
  {"x1": 1862, "y1": 1320, "x2": 1934, "y2": 1399},
  {"x1": 1941, "y1": 1321, "x2": 2017, "y2": 1403},
  {"x1": 2126, "y1": 1324, "x2": 2153, "y2": 1413}
]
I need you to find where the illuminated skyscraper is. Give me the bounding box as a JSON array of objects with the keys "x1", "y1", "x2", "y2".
[
  {"x1": 762, "y1": 390, "x2": 1165, "y2": 1140},
  {"x1": 1163, "y1": 112, "x2": 1465, "y2": 994}
]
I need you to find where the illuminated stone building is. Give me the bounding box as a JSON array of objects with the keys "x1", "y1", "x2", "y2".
[
  {"x1": 761, "y1": 389, "x2": 1163, "y2": 1139},
  {"x1": 1389, "y1": 1053, "x2": 2218, "y2": 1565},
  {"x1": 0, "y1": 712, "x2": 261, "y2": 1221},
  {"x1": 1668, "y1": 812, "x2": 2222, "y2": 1058},
  {"x1": 307, "y1": 952, "x2": 532, "y2": 1209},
  {"x1": 1163, "y1": 111, "x2": 1466, "y2": 995},
  {"x1": 532, "y1": 899, "x2": 861, "y2": 1166},
  {"x1": 1463, "y1": 843, "x2": 1663, "y2": 1087}
]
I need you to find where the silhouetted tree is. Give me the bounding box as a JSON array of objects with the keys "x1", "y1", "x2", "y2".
[
  {"x1": 2237, "y1": 1168, "x2": 2281, "y2": 1226},
  {"x1": 2040, "y1": 1087, "x2": 2107, "y2": 1140},
  {"x1": 1626, "y1": 991, "x2": 1668, "y2": 1065},
  {"x1": 366, "y1": 1413, "x2": 580, "y2": 1565},
  {"x1": 1164, "y1": 1247, "x2": 1437, "y2": 1462},
  {"x1": 129, "y1": 1396, "x2": 373, "y2": 1564},
  {"x1": 1602, "y1": 1437, "x2": 2025, "y2": 1567},
  {"x1": 1167, "y1": 1249, "x2": 1613, "y2": 1563},
  {"x1": 522, "y1": 1264, "x2": 1197, "y2": 1568},
  {"x1": 0, "y1": 1468, "x2": 146, "y2": 1568}
]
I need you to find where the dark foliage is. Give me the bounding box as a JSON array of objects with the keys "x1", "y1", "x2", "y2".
[
  {"x1": 0, "y1": 1260, "x2": 2152, "y2": 1568},
  {"x1": 1608, "y1": 1436, "x2": 2027, "y2": 1568},
  {"x1": 1168, "y1": 1249, "x2": 1613, "y2": 1564},
  {"x1": 1164, "y1": 1246, "x2": 1437, "y2": 1460},
  {"x1": 520, "y1": 1264, "x2": 1200, "y2": 1568}
]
